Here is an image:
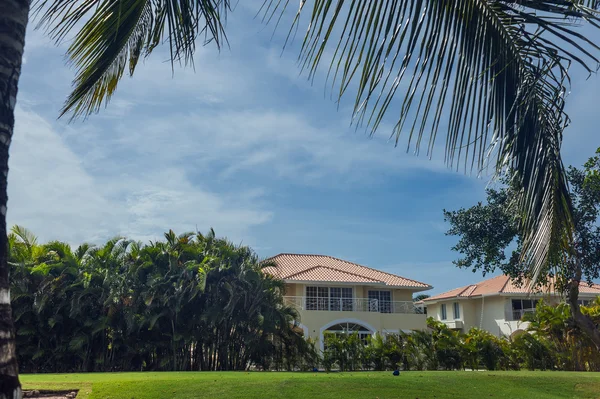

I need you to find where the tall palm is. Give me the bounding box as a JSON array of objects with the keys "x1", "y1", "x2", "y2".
[{"x1": 1, "y1": 0, "x2": 600, "y2": 395}]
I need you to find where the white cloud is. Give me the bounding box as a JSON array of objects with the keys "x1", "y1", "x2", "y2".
[
  {"x1": 8, "y1": 107, "x2": 115, "y2": 243},
  {"x1": 88, "y1": 107, "x2": 455, "y2": 190},
  {"x1": 8, "y1": 107, "x2": 272, "y2": 245}
]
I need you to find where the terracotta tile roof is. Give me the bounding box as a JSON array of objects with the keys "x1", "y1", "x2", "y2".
[
  {"x1": 423, "y1": 275, "x2": 600, "y2": 302},
  {"x1": 263, "y1": 253, "x2": 431, "y2": 288},
  {"x1": 285, "y1": 266, "x2": 383, "y2": 284},
  {"x1": 580, "y1": 283, "x2": 600, "y2": 294}
]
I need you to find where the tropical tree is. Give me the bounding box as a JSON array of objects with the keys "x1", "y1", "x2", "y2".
[
  {"x1": 8, "y1": 228, "x2": 315, "y2": 378},
  {"x1": 413, "y1": 294, "x2": 430, "y2": 302},
  {"x1": 3, "y1": 1, "x2": 600, "y2": 396},
  {"x1": 522, "y1": 301, "x2": 600, "y2": 371},
  {"x1": 444, "y1": 148, "x2": 600, "y2": 348}
]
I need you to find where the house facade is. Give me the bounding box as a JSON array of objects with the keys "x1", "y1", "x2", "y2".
[
  {"x1": 263, "y1": 254, "x2": 432, "y2": 350},
  {"x1": 422, "y1": 275, "x2": 600, "y2": 338}
]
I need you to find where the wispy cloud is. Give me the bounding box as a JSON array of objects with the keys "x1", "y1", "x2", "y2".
[{"x1": 9, "y1": 107, "x2": 273, "y2": 245}]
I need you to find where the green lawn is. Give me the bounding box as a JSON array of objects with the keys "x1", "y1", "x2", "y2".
[{"x1": 21, "y1": 371, "x2": 600, "y2": 399}]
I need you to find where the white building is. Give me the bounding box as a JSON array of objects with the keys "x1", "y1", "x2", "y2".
[
  {"x1": 421, "y1": 275, "x2": 600, "y2": 338},
  {"x1": 263, "y1": 253, "x2": 432, "y2": 350}
]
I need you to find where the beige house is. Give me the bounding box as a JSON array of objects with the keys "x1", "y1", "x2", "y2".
[
  {"x1": 263, "y1": 253, "x2": 432, "y2": 350},
  {"x1": 422, "y1": 275, "x2": 600, "y2": 338}
]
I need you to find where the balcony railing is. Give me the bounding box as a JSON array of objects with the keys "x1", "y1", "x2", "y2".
[
  {"x1": 284, "y1": 296, "x2": 422, "y2": 314},
  {"x1": 509, "y1": 308, "x2": 536, "y2": 321}
]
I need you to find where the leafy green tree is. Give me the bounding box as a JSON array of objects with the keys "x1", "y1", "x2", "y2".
[
  {"x1": 444, "y1": 148, "x2": 600, "y2": 348},
  {"x1": 4, "y1": 2, "x2": 600, "y2": 396}
]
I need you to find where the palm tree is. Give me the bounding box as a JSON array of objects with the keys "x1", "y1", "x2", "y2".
[
  {"x1": 2, "y1": 1, "x2": 600, "y2": 396},
  {"x1": 413, "y1": 294, "x2": 430, "y2": 302}
]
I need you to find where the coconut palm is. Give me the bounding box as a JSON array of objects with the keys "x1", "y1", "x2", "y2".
[{"x1": 2, "y1": 1, "x2": 600, "y2": 396}]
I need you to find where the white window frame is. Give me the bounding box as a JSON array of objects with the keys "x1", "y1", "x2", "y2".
[
  {"x1": 441, "y1": 303, "x2": 447, "y2": 320},
  {"x1": 510, "y1": 298, "x2": 539, "y2": 320},
  {"x1": 305, "y1": 286, "x2": 354, "y2": 311},
  {"x1": 453, "y1": 302, "x2": 460, "y2": 320},
  {"x1": 367, "y1": 290, "x2": 392, "y2": 313}
]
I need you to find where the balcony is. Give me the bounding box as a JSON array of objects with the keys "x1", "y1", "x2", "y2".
[
  {"x1": 284, "y1": 296, "x2": 422, "y2": 314},
  {"x1": 442, "y1": 320, "x2": 464, "y2": 330},
  {"x1": 508, "y1": 308, "x2": 536, "y2": 321}
]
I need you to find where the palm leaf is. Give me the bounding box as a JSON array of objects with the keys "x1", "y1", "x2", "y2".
[
  {"x1": 34, "y1": 0, "x2": 230, "y2": 118},
  {"x1": 263, "y1": 0, "x2": 600, "y2": 283},
  {"x1": 11, "y1": 225, "x2": 38, "y2": 249}
]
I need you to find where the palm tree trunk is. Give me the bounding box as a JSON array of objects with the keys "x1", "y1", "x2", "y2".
[
  {"x1": 0, "y1": 1, "x2": 29, "y2": 398},
  {"x1": 567, "y1": 263, "x2": 600, "y2": 350}
]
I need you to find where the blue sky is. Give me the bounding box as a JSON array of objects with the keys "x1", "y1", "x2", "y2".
[{"x1": 9, "y1": 3, "x2": 599, "y2": 295}]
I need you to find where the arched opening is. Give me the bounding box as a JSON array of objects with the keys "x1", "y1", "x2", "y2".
[
  {"x1": 323, "y1": 322, "x2": 372, "y2": 346},
  {"x1": 318, "y1": 318, "x2": 377, "y2": 351}
]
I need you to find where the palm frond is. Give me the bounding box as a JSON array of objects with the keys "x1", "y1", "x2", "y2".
[
  {"x1": 34, "y1": 0, "x2": 230, "y2": 118},
  {"x1": 11, "y1": 225, "x2": 38, "y2": 248},
  {"x1": 263, "y1": 0, "x2": 600, "y2": 281}
]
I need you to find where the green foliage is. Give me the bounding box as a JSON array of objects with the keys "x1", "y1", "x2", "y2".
[
  {"x1": 522, "y1": 301, "x2": 600, "y2": 371},
  {"x1": 9, "y1": 227, "x2": 318, "y2": 372},
  {"x1": 321, "y1": 310, "x2": 600, "y2": 372},
  {"x1": 463, "y1": 328, "x2": 508, "y2": 371},
  {"x1": 444, "y1": 148, "x2": 600, "y2": 288}
]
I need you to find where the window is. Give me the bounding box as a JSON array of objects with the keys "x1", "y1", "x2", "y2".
[
  {"x1": 578, "y1": 299, "x2": 592, "y2": 307},
  {"x1": 324, "y1": 322, "x2": 372, "y2": 348},
  {"x1": 368, "y1": 290, "x2": 392, "y2": 313},
  {"x1": 306, "y1": 286, "x2": 353, "y2": 311},
  {"x1": 453, "y1": 302, "x2": 460, "y2": 319},
  {"x1": 441, "y1": 304, "x2": 447, "y2": 320},
  {"x1": 306, "y1": 286, "x2": 318, "y2": 310},
  {"x1": 511, "y1": 299, "x2": 539, "y2": 320},
  {"x1": 330, "y1": 287, "x2": 353, "y2": 311}
]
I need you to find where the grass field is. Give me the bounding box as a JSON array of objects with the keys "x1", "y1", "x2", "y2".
[{"x1": 21, "y1": 371, "x2": 600, "y2": 399}]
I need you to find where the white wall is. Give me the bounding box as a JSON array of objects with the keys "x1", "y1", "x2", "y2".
[
  {"x1": 461, "y1": 299, "x2": 479, "y2": 331},
  {"x1": 427, "y1": 297, "x2": 523, "y2": 337},
  {"x1": 478, "y1": 296, "x2": 508, "y2": 337}
]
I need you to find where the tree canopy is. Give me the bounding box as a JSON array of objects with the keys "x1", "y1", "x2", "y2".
[
  {"x1": 9, "y1": 227, "x2": 318, "y2": 372},
  {"x1": 444, "y1": 148, "x2": 600, "y2": 285},
  {"x1": 444, "y1": 147, "x2": 600, "y2": 347}
]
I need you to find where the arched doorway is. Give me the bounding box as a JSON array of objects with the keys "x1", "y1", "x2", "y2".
[{"x1": 319, "y1": 319, "x2": 376, "y2": 351}]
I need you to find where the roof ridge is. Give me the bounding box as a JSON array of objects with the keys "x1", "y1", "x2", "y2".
[
  {"x1": 315, "y1": 254, "x2": 431, "y2": 288},
  {"x1": 264, "y1": 253, "x2": 431, "y2": 288},
  {"x1": 498, "y1": 275, "x2": 511, "y2": 294},
  {"x1": 281, "y1": 264, "x2": 322, "y2": 279},
  {"x1": 423, "y1": 283, "x2": 475, "y2": 301},
  {"x1": 283, "y1": 264, "x2": 382, "y2": 282},
  {"x1": 460, "y1": 284, "x2": 477, "y2": 296}
]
